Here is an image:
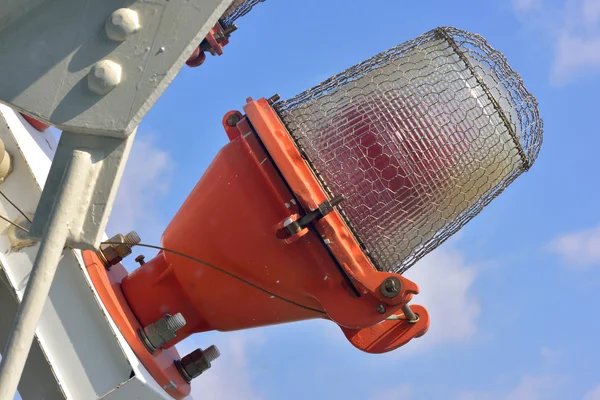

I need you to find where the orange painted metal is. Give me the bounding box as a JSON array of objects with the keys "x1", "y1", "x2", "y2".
[
  {"x1": 243, "y1": 99, "x2": 428, "y2": 323},
  {"x1": 340, "y1": 305, "x2": 430, "y2": 353},
  {"x1": 119, "y1": 98, "x2": 429, "y2": 354},
  {"x1": 20, "y1": 113, "x2": 50, "y2": 132},
  {"x1": 186, "y1": 22, "x2": 230, "y2": 68},
  {"x1": 121, "y1": 119, "x2": 328, "y2": 340},
  {"x1": 82, "y1": 251, "x2": 190, "y2": 399}
]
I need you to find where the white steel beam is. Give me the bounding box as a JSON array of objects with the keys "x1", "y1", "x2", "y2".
[{"x1": 0, "y1": 105, "x2": 175, "y2": 399}]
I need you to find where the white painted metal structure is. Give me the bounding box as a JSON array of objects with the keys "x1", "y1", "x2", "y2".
[
  {"x1": 0, "y1": 0, "x2": 236, "y2": 398},
  {"x1": 0, "y1": 104, "x2": 175, "y2": 399}
]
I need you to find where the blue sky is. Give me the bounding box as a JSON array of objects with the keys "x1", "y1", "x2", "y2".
[{"x1": 109, "y1": 0, "x2": 600, "y2": 399}]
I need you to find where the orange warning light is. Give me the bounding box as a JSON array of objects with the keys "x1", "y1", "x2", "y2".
[
  {"x1": 121, "y1": 98, "x2": 430, "y2": 354},
  {"x1": 107, "y1": 27, "x2": 542, "y2": 384}
]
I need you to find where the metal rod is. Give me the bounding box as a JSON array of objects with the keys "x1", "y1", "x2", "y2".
[
  {"x1": 0, "y1": 150, "x2": 91, "y2": 400},
  {"x1": 402, "y1": 304, "x2": 419, "y2": 323},
  {"x1": 0, "y1": 190, "x2": 32, "y2": 223}
]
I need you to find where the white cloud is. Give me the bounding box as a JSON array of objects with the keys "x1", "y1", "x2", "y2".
[
  {"x1": 369, "y1": 383, "x2": 413, "y2": 400},
  {"x1": 582, "y1": 0, "x2": 600, "y2": 24},
  {"x1": 540, "y1": 346, "x2": 560, "y2": 364},
  {"x1": 513, "y1": 0, "x2": 600, "y2": 84},
  {"x1": 457, "y1": 375, "x2": 565, "y2": 400},
  {"x1": 402, "y1": 247, "x2": 480, "y2": 350},
  {"x1": 320, "y1": 245, "x2": 480, "y2": 354},
  {"x1": 552, "y1": 31, "x2": 600, "y2": 85},
  {"x1": 584, "y1": 384, "x2": 600, "y2": 400},
  {"x1": 512, "y1": 0, "x2": 542, "y2": 12},
  {"x1": 179, "y1": 332, "x2": 265, "y2": 400},
  {"x1": 547, "y1": 224, "x2": 600, "y2": 267},
  {"x1": 109, "y1": 135, "x2": 172, "y2": 243},
  {"x1": 505, "y1": 375, "x2": 563, "y2": 400},
  {"x1": 456, "y1": 390, "x2": 497, "y2": 400}
]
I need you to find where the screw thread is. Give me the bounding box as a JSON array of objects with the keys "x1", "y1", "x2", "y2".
[
  {"x1": 166, "y1": 313, "x2": 186, "y2": 332},
  {"x1": 203, "y1": 345, "x2": 220, "y2": 362},
  {"x1": 123, "y1": 231, "x2": 141, "y2": 247}
]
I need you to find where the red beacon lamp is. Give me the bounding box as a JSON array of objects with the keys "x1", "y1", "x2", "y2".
[{"x1": 83, "y1": 26, "x2": 542, "y2": 399}]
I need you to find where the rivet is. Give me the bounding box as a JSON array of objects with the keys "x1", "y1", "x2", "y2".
[
  {"x1": 88, "y1": 60, "x2": 122, "y2": 95},
  {"x1": 105, "y1": 8, "x2": 140, "y2": 42}
]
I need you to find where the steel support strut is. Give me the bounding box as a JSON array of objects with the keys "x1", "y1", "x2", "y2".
[{"x1": 0, "y1": 150, "x2": 91, "y2": 399}]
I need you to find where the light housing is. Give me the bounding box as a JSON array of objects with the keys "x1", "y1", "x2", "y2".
[{"x1": 82, "y1": 26, "x2": 542, "y2": 397}]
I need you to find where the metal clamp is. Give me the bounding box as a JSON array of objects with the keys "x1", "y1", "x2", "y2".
[{"x1": 282, "y1": 194, "x2": 345, "y2": 237}]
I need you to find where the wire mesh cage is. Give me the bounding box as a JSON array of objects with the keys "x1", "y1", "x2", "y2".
[
  {"x1": 221, "y1": 0, "x2": 265, "y2": 27},
  {"x1": 274, "y1": 26, "x2": 543, "y2": 274}
]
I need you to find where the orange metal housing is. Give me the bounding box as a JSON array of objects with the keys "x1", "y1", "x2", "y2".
[
  {"x1": 82, "y1": 251, "x2": 190, "y2": 399},
  {"x1": 20, "y1": 113, "x2": 50, "y2": 132},
  {"x1": 120, "y1": 98, "x2": 429, "y2": 356}
]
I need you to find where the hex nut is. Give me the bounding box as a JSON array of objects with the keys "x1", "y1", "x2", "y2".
[
  {"x1": 98, "y1": 232, "x2": 140, "y2": 266},
  {"x1": 380, "y1": 277, "x2": 402, "y2": 298},
  {"x1": 142, "y1": 313, "x2": 186, "y2": 352},
  {"x1": 177, "y1": 346, "x2": 220, "y2": 382},
  {"x1": 99, "y1": 244, "x2": 122, "y2": 266}
]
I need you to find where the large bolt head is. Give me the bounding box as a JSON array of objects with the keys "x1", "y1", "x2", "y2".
[
  {"x1": 88, "y1": 60, "x2": 122, "y2": 95},
  {"x1": 105, "y1": 8, "x2": 140, "y2": 42}
]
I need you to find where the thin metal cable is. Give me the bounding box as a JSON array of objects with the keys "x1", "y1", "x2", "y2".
[
  {"x1": 0, "y1": 218, "x2": 323, "y2": 316},
  {"x1": 0, "y1": 190, "x2": 31, "y2": 223},
  {"x1": 0, "y1": 214, "x2": 29, "y2": 233},
  {"x1": 101, "y1": 241, "x2": 327, "y2": 316}
]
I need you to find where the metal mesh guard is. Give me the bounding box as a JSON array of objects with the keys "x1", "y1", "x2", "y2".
[
  {"x1": 221, "y1": 0, "x2": 265, "y2": 26},
  {"x1": 274, "y1": 27, "x2": 543, "y2": 274}
]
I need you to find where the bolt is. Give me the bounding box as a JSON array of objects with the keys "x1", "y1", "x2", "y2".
[
  {"x1": 105, "y1": 8, "x2": 140, "y2": 42},
  {"x1": 385, "y1": 280, "x2": 396, "y2": 291},
  {"x1": 123, "y1": 231, "x2": 141, "y2": 246},
  {"x1": 176, "y1": 345, "x2": 220, "y2": 382},
  {"x1": 377, "y1": 304, "x2": 386, "y2": 314},
  {"x1": 135, "y1": 255, "x2": 146, "y2": 266},
  {"x1": 202, "y1": 345, "x2": 220, "y2": 362},
  {"x1": 214, "y1": 31, "x2": 226, "y2": 43},
  {"x1": 98, "y1": 231, "x2": 140, "y2": 267},
  {"x1": 268, "y1": 94, "x2": 281, "y2": 104},
  {"x1": 330, "y1": 194, "x2": 345, "y2": 207},
  {"x1": 226, "y1": 114, "x2": 241, "y2": 127},
  {"x1": 402, "y1": 304, "x2": 419, "y2": 323},
  {"x1": 223, "y1": 24, "x2": 238, "y2": 37},
  {"x1": 380, "y1": 277, "x2": 401, "y2": 298},
  {"x1": 167, "y1": 313, "x2": 186, "y2": 332},
  {"x1": 140, "y1": 313, "x2": 187, "y2": 353},
  {"x1": 88, "y1": 60, "x2": 122, "y2": 95}
]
